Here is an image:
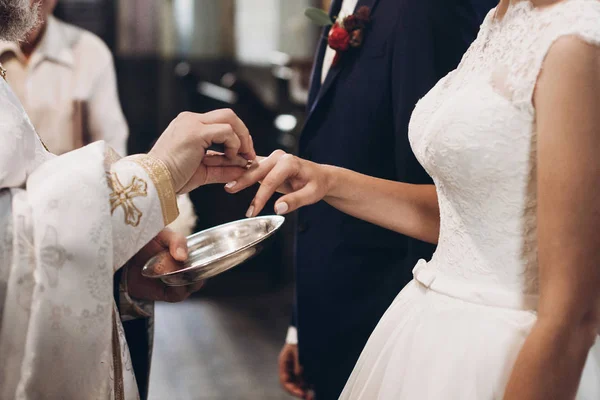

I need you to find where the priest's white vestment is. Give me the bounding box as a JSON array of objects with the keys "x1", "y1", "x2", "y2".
[{"x1": 0, "y1": 75, "x2": 179, "y2": 399}]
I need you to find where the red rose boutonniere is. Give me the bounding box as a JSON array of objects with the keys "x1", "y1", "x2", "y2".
[{"x1": 305, "y1": 6, "x2": 371, "y2": 67}]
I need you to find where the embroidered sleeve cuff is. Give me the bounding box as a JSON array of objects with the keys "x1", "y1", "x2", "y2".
[
  {"x1": 286, "y1": 326, "x2": 298, "y2": 345},
  {"x1": 127, "y1": 155, "x2": 179, "y2": 226},
  {"x1": 118, "y1": 265, "x2": 154, "y2": 321}
]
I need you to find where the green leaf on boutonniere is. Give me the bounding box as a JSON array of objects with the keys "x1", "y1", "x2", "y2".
[{"x1": 304, "y1": 7, "x2": 333, "y2": 26}]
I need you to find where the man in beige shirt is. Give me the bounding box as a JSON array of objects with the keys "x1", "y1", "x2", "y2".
[
  {"x1": 0, "y1": 0, "x2": 196, "y2": 237},
  {"x1": 0, "y1": 2, "x2": 126, "y2": 156}
]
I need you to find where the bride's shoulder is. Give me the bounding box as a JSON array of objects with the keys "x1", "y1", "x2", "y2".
[
  {"x1": 533, "y1": 0, "x2": 600, "y2": 42},
  {"x1": 501, "y1": 1, "x2": 600, "y2": 108},
  {"x1": 538, "y1": 0, "x2": 600, "y2": 15}
]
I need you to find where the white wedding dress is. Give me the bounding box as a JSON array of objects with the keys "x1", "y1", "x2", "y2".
[{"x1": 340, "y1": 1, "x2": 600, "y2": 398}]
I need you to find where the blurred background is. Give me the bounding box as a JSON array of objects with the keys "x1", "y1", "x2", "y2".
[{"x1": 52, "y1": 0, "x2": 331, "y2": 398}]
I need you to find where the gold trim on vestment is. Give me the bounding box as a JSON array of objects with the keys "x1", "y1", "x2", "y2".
[
  {"x1": 128, "y1": 155, "x2": 179, "y2": 226},
  {"x1": 112, "y1": 310, "x2": 125, "y2": 400}
]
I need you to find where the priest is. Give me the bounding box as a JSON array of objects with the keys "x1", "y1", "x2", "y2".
[{"x1": 0, "y1": 1, "x2": 256, "y2": 398}]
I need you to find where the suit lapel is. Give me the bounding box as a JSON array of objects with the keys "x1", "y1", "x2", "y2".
[
  {"x1": 305, "y1": 0, "x2": 382, "y2": 123},
  {"x1": 306, "y1": 32, "x2": 328, "y2": 109},
  {"x1": 307, "y1": 0, "x2": 343, "y2": 109}
]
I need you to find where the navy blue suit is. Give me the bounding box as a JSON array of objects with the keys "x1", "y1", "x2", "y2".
[{"x1": 293, "y1": 1, "x2": 491, "y2": 398}]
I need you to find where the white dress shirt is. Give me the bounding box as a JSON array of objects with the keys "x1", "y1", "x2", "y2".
[
  {"x1": 287, "y1": 0, "x2": 360, "y2": 346},
  {"x1": 321, "y1": 0, "x2": 359, "y2": 84},
  {"x1": 0, "y1": 15, "x2": 127, "y2": 156}
]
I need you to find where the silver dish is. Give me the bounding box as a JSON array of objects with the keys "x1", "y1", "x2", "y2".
[{"x1": 142, "y1": 215, "x2": 285, "y2": 286}]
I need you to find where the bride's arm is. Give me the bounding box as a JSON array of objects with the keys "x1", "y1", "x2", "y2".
[
  {"x1": 503, "y1": 37, "x2": 600, "y2": 400},
  {"x1": 226, "y1": 152, "x2": 440, "y2": 244},
  {"x1": 324, "y1": 166, "x2": 439, "y2": 244}
]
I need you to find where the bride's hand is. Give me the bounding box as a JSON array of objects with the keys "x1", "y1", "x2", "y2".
[{"x1": 224, "y1": 150, "x2": 332, "y2": 217}]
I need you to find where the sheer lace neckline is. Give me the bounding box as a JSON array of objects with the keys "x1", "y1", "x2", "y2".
[
  {"x1": 491, "y1": 0, "x2": 533, "y2": 24},
  {"x1": 489, "y1": 0, "x2": 577, "y2": 25}
]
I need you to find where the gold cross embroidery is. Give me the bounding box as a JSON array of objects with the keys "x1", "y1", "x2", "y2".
[{"x1": 109, "y1": 173, "x2": 148, "y2": 227}]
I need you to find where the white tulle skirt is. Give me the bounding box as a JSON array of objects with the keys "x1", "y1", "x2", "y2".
[{"x1": 339, "y1": 280, "x2": 600, "y2": 399}]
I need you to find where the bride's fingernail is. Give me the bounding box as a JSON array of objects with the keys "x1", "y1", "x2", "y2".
[
  {"x1": 275, "y1": 202, "x2": 289, "y2": 215},
  {"x1": 225, "y1": 181, "x2": 237, "y2": 189},
  {"x1": 246, "y1": 205, "x2": 255, "y2": 218}
]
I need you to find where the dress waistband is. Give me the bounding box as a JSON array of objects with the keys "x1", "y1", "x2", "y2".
[{"x1": 412, "y1": 260, "x2": 539, "y2": 311}]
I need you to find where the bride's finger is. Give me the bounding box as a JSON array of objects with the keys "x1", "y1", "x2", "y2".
[
  {"x1": 246, "y1": 157, "x2": 297, "y2": 217},
  {"x1": 273, "y1": 184, "x2": 319, "y2": 215},
  {"x1": 225, "y1": 151, "x2": 283, "y2": 193}
]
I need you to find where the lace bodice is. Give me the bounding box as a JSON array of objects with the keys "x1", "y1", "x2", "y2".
[{"x1": 409, "y1": 0, "x2": 600, "y2": 303}]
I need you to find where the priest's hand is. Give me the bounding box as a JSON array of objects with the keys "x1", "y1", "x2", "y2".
[
  {"x1": 126, "y1": 228, "x2": 204, "y2": 303},
  {"x1": 149, "y1": 109, "x2": 256, "y2": 194}
]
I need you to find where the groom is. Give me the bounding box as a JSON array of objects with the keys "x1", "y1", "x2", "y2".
[{"x1": 278, "y1": 0, "x2": 492, "y2": 399}]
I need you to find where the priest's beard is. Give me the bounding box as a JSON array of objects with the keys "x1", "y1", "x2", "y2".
[{"x1": 0, "y1": 0, "x2": 39, "y2": 42}]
